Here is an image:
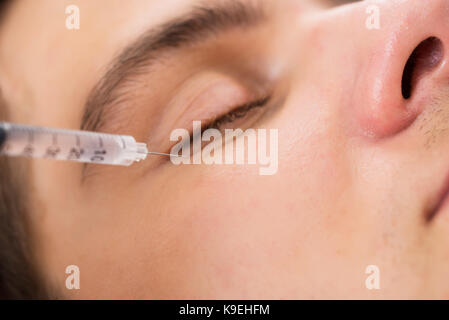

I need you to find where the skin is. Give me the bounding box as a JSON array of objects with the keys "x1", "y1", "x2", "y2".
[{"x1": 1, "y1": 0, "x2": 449, "y2": 299}]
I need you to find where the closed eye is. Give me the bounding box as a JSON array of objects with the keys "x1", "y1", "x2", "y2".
[
  {"x1": 324, "y1": 0, "x2": 363, "y2": 6},
  {"x1": 174, "y1": 95, "x2": 272, "y2": 154},
  {"x1": 201, "y1": 95, "x2": 271, "y2": 133}
]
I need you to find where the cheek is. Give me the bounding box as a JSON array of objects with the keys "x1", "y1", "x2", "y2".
[
  {"x1": 133, "y1": 165, "x2": 308, "y2": 298},
  {"x1": 143, "y1": 145, "x2": 352, "y2": 296}
]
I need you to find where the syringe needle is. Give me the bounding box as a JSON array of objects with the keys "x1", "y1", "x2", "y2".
[{"x1": 146, "y1": 151, "x2": 184, "y2": 158}]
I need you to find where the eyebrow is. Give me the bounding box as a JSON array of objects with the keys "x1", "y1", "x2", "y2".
[{"x1": 80, "y1": 0, "x2": 266, "y2": 133}]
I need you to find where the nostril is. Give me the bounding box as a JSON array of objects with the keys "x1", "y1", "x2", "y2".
[{"x1": 401, "y1": 37, "x2": 444, "y2": 99}]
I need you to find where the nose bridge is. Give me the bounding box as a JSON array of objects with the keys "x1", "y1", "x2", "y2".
[{"x1": 294, "y1": 0, "x2": 449, "y2": 138}]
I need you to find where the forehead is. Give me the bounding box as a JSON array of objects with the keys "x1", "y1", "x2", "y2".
[{"x1": 0, "y1": 0, "x2": 195, "y2": 124}]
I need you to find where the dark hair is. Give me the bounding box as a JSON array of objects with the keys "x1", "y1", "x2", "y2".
[{"x1": 0, "y1": 0, "x2": 49, "y2": 299}]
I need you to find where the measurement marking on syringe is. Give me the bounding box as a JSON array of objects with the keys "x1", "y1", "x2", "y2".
[
  {"x1": 23, "y1": 130, "x2": 35, "y2": 156},
  {"x1": 1, "y1": 122, "x2": 155, "y2": 166},
  {"x1": 68, "y1": 135, "x2": 84, "y2": 160}
]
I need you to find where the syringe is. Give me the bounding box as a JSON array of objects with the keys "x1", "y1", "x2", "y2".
[{"x1": 0, "y1": 122, "x2": 178, "y2": 166}]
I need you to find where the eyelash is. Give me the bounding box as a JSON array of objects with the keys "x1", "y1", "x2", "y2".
[
  {"x1": 324, "y1": 0, "x2": 362, "y2": 6},
  {"x1": 202, "y1": 95, "x2": 271, "y2": 133}
]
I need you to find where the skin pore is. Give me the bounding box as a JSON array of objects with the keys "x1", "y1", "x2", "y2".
[{"x1": 1, "y1": 0, "x2": 449, "y2": 298}]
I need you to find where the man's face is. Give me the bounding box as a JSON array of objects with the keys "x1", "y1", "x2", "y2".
[{"x1": 2, "y1": 0, "x2": 449, "y2": 298}]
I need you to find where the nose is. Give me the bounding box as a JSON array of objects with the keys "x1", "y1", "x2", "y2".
[{"x1": 314, "y1": 0, "x2": 449, "y2": 138}]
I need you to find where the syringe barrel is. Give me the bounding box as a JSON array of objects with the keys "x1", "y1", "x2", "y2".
[{"x1": 0, "y1": 122, "x2": 148, "y2": 166}]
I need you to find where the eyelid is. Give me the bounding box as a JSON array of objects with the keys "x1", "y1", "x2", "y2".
[
  {"x1": 203, "y1": 95, "x2": 271, "y2": 132},
  {"x1": 164, "y1": 93, "x2": 272, "y2": 158},
  {"x1": 177, "y1": 95, "x2": 271, "y2": 153},
  {"x1": 165, "y1": 73, "x2": 263, "y2": 133},
  {"x1": 145, "y1": 72, "x2": 273, "y2": 159}
]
